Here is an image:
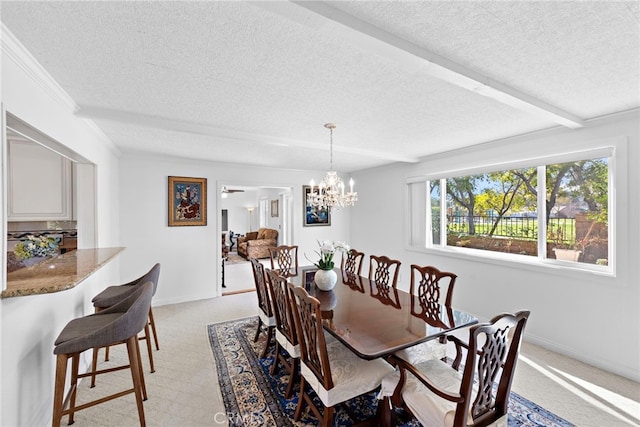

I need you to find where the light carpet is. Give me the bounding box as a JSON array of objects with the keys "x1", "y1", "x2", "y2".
[{"x1": 207, "y1": 316, "x2": 575, "y2": 427}]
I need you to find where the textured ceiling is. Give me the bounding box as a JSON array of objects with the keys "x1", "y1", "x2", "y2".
[{"x1": 1, "y1": 1, "x2": 638, "y2": 172}]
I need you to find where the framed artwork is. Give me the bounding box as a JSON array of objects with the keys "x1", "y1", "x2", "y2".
[
  {"x1": 301, "y1": 266, "x2": 318, "y2": 291},
  {"x1": 303, "y1": 185, "x2": 331, "y2": 227},
  {"x1": 168, "y1": 176, "x2": 207, "y2": 226},
  {"x1": 271, "y1": 199, "x2": 279, "y2": 217}
]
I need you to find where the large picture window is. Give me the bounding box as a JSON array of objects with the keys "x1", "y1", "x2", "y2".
[{"x1": 419, "y1": 152, "x2": 611, "y2": 270}]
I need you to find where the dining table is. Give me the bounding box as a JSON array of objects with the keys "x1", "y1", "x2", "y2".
[{"x1": 284, "y1": 266, "x2": 478, "y2": 360}]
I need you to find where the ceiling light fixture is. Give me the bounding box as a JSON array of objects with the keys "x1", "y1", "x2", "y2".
[{"x1": 307, "y1": 123, "x2": 357, "y2": 211}]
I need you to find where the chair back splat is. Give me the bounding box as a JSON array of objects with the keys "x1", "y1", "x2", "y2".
[
  {"x1": 269, "y1": 245, "x2": 299, "y2": 277},
  {"x1": 341, "y1": 248, "x2": 365, "y2": 276},
  {"x1": 368, "y1": 255, "x2": 401, "y2": 288},
  {"x1": 250, "y1": 258, "x2": 275, "y2": 358},
  {"x1": 410, "y1": 264, "x2": 457, "y2": 320}
]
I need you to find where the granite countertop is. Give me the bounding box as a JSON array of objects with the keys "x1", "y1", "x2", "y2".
[{"x1": 2, "y1": 247, "x2": 125, "y2": 298}]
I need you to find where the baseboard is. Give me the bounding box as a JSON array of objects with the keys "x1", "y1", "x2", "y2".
[{"x1": 525, "y1": 333, "x2": 640, "y2": 382}]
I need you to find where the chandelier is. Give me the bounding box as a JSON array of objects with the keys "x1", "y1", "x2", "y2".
[{"x1": 307, "y1": 123, "x2": 357, "y2": 211}]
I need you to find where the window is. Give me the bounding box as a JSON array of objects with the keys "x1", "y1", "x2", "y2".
[{"x1": 414, "y1": 152, "x2": 612, "y2": 271}]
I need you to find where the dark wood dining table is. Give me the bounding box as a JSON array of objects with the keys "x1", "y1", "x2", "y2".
[{"x1": 284, "y1": 266, "x2": 478, "y2": 360}]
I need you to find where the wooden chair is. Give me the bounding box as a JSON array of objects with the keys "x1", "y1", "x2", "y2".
[
  {"x1": 265, "y1": 269, "x2": 300, "y2": 398},
  {"x1": 91, "y1": 263, "x2": 161, "y2": 386},
  {"x1": 289, "y1": 285, "x2": 394, "y2": 427},
  {"x1": 250, "y1": 257, "x2": 275, "y2": 358},
  {"x1": 394, "y1": 264, "x2": 457, "y2": 364},
  {"x1": 269, "y1": 245, "x2": 299, "y2": 277},
  {"x1": 341, "y1": 248, "x2": 365, "y2": 276},
  {"x1": 380, "y1": 310, "x2": 530, "y2": 427},
  {"x1": 369, "y1": 254, "x2": 401, "y2": 288},
  {"x1": 341, "y1": 270, "x2": 366, "y2": 293},
  {"x1": 52, "y1": 282, "x2": 154, "y2": 427}
]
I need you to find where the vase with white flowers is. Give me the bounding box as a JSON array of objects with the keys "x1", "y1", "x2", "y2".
[{"x1": 307, "y1": 240, "x2": 350, "y2": 291}]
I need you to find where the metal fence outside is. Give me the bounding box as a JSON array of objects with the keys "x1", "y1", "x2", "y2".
[{"x1": 446, "y1": 215, "x2": 575, "y2": 242}]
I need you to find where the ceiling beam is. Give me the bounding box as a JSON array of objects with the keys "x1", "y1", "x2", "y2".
[
  {"x1": 75, "y1": 106, "x2": 420, "y2": 163},
  {"x1": 284, "y1": 1, "x2": 584, "y2": 129}
]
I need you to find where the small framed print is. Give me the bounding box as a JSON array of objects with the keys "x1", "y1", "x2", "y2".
[
  {"x1": 303, "y1": 185, "x2": 331, "y2": 227},
  {"x1": 168, "y1": 176, "x2": 207, "y2": 226},
  {"x1": 271, "y1": 199, "x2": 279, "y2": 217}
]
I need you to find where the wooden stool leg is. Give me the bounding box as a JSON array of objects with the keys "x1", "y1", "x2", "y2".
[
  {"x1": 143, "y1": 323, "x2": 155, "y2": 373},
  {"x1": 104, "y1": 345, "x2": 110, "y2": 362},
  {"x1": 148, "y1": 308, "x2": 159, "y2": 351},
  {"x1": 52, "y1": 354, "x2": 69, "y2": 427},
  {"x1": 90, "y1": 347, "x2": 100, "y2": 388},
  {"x1": 134, "y1": 337, "x2": 148, "y2": 401},
  {"x1": 67, "y1": 353, "x2": 80, "y2": 425},
  {"x1": 126, "y1": 337, "x2": 146, "y2": 427}
]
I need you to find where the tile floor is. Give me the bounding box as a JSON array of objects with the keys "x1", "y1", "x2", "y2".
[{"x1": 64, "y1": 266, "x2": 639, "y2": 427}]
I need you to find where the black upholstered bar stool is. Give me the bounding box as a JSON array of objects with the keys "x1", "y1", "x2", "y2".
[
  {"x1": 90, "y1": 263, "x2": 161, "y2": 385},
  {"x1": 52, "y1": 281, "x2": 154, "y2": 427}
]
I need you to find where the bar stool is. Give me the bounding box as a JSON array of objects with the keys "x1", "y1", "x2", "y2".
[
  {"x1": 90, "y1": 263, "x2": 160, "y2": 385},
  {"x1": 52, "y1": 281, "x2": 154, "y2": 427}
]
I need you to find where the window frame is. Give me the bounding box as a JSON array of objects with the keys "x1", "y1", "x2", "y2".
[{"x1": 405, "y1": 145, "x2": 618, "y2": 278}]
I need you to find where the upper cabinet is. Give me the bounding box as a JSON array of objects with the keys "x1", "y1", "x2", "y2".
[{"x1": 7, "y1": 137, "x2": 73, "y2": 221}]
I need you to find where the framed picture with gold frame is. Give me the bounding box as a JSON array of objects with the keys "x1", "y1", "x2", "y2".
[
  {"x1": 271, "y1": 199, "x2": 279, "y2": 217},
  {"x1": 168, "y1": 176, "x2": 207, "y2": 226}
]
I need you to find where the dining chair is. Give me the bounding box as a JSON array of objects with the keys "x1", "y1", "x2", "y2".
[
  {"x1": 269, "y1": 245, "x2": 299, "y2": 277},
  {"x1": 289, "y1": 285, "x2": 395, "y2": 427},
  {"x1": 368, "y1": 254, "x2": 401, "y2": 288},
  {"x1": 394, "y1": 264, "x2": 457, "y2": 364},
  {"x1": 52, "y1": 281, "x2": 154, "y2": 427},
  {"x1": 341, "y1": 248, "x2": 365, "y2": 276},
  {"x1": 250, "y1": 257, "x2": 276, "y2": 358},
  {"x1": 90, "y1": 263, "x2": 161, "y2": 386},
  {"x1": 265, "y1": 269, "x2": 300, "y2": 398},
  {"x1": 380, "y1": 310, "x2": 530, "y2": 427}
]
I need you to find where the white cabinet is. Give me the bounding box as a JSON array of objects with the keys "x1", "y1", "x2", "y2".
[{"x1": 7, "y1": 138, "x2": 73, "y2": 221}]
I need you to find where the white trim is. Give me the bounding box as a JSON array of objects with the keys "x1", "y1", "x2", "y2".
[{"x1": 1, "y1": 23, "x2": 78, "y2": 112}]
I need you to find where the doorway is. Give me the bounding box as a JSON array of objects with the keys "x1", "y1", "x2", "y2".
[{"x1": 219, "y1": 185, "x2": 292, "y2": 295}]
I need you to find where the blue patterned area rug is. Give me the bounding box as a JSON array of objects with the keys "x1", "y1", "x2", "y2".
[{"x1": 207, "y1": 316, "x2": 574, "y2": 427}]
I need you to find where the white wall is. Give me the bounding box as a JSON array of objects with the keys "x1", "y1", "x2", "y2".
[
  {"x1": 350, "y1": 111, "x2": 640, "y2": 381},
  {"x1": 118, "y1": 155, "x2": 351, "y2": 306},
  {"x1": 221, "y1": 190, "x2": 259, "y2": 235},
  {"x1": 1, "y1": 29, "x2": 122, "y2": 426}
]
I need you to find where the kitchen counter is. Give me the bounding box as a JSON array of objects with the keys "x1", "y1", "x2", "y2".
[{"x1": 2, "y1": 247, "x2": 125, "y2": 298}]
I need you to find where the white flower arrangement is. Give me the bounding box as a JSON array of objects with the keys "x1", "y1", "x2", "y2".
[
  {"x1": 13, "y1": 235, "x2": 60, "y2": 259},
  {"x1": 307, "y1": 240, "x2": 350, "y2": 270}
]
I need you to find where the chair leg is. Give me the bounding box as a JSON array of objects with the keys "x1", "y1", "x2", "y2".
[
  {"x1": 104, "y1": 345, "x2": 110, "y2": 362},
  {"x1": 143, "y1": 323, "x2": 155, "y2": 373},
  {"x1": 148, "y1": 308, "x2": 160, "y2": 351},
  {"x1": 284, "y1": 357, "x2": 299, "y2": 399},
  {"x1": 260, "y1": 326, "x2": 274, "y2": 359},
  {"x1": 254, "y1": 318, "x2": 264, "y2": 342},
  {"x1": 270, "y1": 341, "x2": 282, "y2": 375},
  {"x1": 52, "y1": 354, "x2": 69, "y2": 427},
  {"x1": 126, "y1": 336, "x2": 146, "y2": 427},
  {"x1": 134, "y1": 337, "x2": 148, "y2": 401},
  {"x1": 294, "y1": 376, "x2": 306, "y2": 421},
  {"x1": 321, "y1": 406, "x2": 335, "y2": 427}
]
